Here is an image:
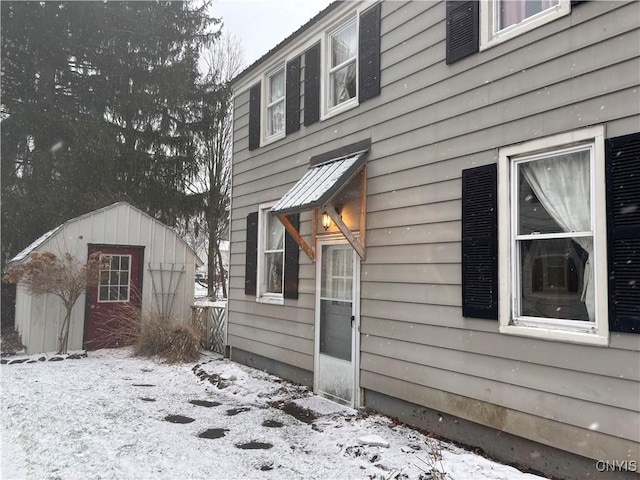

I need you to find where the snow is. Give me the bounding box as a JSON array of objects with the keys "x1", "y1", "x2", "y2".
[{"x1": 1, "y1": 348, "x2": 543, "y2": 480}]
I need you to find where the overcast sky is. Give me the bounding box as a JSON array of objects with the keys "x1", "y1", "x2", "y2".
[{"x1": 212, "y1": 0, "x2": 334, "y2": 67}]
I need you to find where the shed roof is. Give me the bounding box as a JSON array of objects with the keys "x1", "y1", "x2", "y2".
[
  {"x1": 271, "y1": 150, "x2": 367, "y2": 216},
  {"x1": 7, "y1": 202, "x2": 203, "y2": 267}
]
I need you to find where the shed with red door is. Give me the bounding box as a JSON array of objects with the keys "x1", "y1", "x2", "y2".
[{"x1": 6, "y1": 202, "x2": 203, "y2": 354}]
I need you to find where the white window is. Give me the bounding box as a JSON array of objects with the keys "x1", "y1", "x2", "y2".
[
  {"x1": 498, "y1": 126, "x2": 608, "y2": 345},
  {"x1": 480, "y1": 0, "x2": 570, "y2": 50},
  {"x1": 257, "y1": 203, "x2": 285, "y2": 304},
  {"x1": 326, "y1": 17, "x2": 358, "y2": 114},
  {"x1": 98, "y1": 254, "x2": 131, "y2": 303},
  {"x1": 265, "y1": 66, "x2": 285, "y2": 140}
]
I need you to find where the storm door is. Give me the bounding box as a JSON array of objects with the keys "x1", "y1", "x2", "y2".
[{"x1": 315, "y1": 239, "x2": 360, "y2": 407}]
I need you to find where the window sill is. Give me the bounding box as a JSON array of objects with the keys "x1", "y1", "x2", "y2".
[
  {"x1": 499, "y1": 323, "x2": 609, "y2": 346},
  {"x1": 261, "y1": 131, "x2": 285, "y2": 147},
  {"x1": 256, "y1": 295, "x2": 284, "y2": 306},
  {"x1": 322, "y1": 98, "x2": 358, "y2": 122}
]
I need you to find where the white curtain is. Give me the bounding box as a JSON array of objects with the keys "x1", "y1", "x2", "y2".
[{"x1": 521, "y1": 151, "x2": 594, "y2": 321}]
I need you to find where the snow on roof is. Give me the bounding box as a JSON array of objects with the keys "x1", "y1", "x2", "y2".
[
  {"x1": 7, "y1": 202, "x2": 203, "y2": 267},
  {"x1": 7, "y1": 226, "x2": 62, "y2": 266}
]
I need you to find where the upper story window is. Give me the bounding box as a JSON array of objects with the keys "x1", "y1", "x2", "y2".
[
  {"x1": 480, "y1": 0, "x2": 570, "y2": 50},
  {"x1": 265, "y1": 66, "x2": 285, "y2": 140},
  {"x1": 327, "y1": 17, "x2": 358, "y2": 112}
]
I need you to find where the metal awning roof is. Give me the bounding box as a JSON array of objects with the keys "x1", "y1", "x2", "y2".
[{"x1": 271, "y1": 150, "x2": 368, "y2": 216}]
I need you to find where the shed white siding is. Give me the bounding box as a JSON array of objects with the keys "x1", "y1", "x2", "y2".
[{"x1": 12, "y1": 202, "x2": 200, "y2": 354}]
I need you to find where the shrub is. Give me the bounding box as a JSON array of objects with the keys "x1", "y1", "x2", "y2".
[{"x1": 0, "y1": 330, "x2": 25, "y2": 356}]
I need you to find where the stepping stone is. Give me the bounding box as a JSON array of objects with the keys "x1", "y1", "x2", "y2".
[
  {"x1": 236, "y1": 441, "x2": 273, "y2": 450},
  {"x1": 226, "y1": 407, "x2": 250, "y2": 416},
  {"x1": 67, "y1": 353, "x2": 83, "y2": 359},
  {"x1": 262, "y1": 420, "x2": 284, "y2": 428},
  {"x1": 164, "y1": 415, "x2": 195, "y2": 424},
  {"x1": 189, "y1": 400, "x2": 221, "y2": 408},
  {"x1": 140, "y1": 398, "x2": 156, "y2": 402},
  {"x1": 198, "y1": 428, "x2": 229, "y2": 439},
  {"x1": 276, "y1": 401, "x2": 317, "y2": 424},
  {"x1": 132, "y1": 384, "x2": 155, "y2": 387},
  {"x1": 48, "y1": 357, "x2": 64, "y2": 362},
  {"x1": 9, "y1": 359, "x2": 27, "y2": 364}
]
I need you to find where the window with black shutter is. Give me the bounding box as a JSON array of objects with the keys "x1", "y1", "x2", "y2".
[
  {"x1": 606, "y1": 132, "x2": 640, "y2": 334},
  {"x1": 244, "y1": 212, "x2": 258, "y2": 295},
  {"x1": 246, "y1": 206, "x2": 300, "y2": 302},
  {"x1": 461, "y1": 164, "x2": 498, "y2": 319},
  {"x1": 446, "y1": 0, "x2": 479, "y2": 65},
  {"x1": 285, "y1": 56, "x2": 301, "y2": 135},
  {"x1": 304, "y1": 42, "x2": 321, "y2": 126},
  {"x1": 359, "y1": 3, "x2": 381, "y2": 102},
  {"x1": 248, "y1": 84, "x2": 261, "y2": 151}
]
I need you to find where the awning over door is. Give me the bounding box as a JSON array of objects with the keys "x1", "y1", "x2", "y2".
[
  {"x1": 271, "y1": 150, "x2": 367, "y2": 216},
  {"x1": 271, "y1": 146, "x2": 369, "y2": 262}
]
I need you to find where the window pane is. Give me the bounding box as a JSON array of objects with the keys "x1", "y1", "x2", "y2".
[
  {"x1": 119, "y1": 286, "x2": 129, "y2": 301},
  {"x1": 519, "y1": 238, "x2": 591, "y2": 321},
  {"x1": 265, "y1": 214, "x2": 284, "y2": 250},
  {"x1": 267, "y1": 101, "x2": 284, "y2": 136},
  {"x1": 263, "y1": 252, "x2": 283, "y2": 293},
  {"x1": 269, "y1": 69, "x2": 284, "y2": 103},
  {"x1": 99, "y1": 286, "x2": 109, "y2": 301},
  {"x1": 121, "y1": 256, "x2": 129, "y2": 270},
  {"x1": 330, "y1": 62, "x2": 356, "y2": 107},
  {"x1": 518, "y1": 149, "x2": 591, "y2": 235},
  {"x1": 331, "y1": 22, "x2": 357, "y2": 67},
  {"x1": 499, "y1": 0, "x2": 559, "y2": 30}
]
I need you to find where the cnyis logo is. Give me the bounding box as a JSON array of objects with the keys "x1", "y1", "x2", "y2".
[{"x1": 595, "y1": 460, "x2": 638, "y2": 472}]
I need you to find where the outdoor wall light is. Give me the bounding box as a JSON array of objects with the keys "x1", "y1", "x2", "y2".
[
  {"x1": 322, "y1": 211, "x2": 332, "y2": 230},
  {"x1": 321, "y1": 205, "x2": 342, "y2": 231}
]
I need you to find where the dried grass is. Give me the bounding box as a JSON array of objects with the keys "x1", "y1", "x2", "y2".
[
  {"x1": 100, "y1": 304, "x2": 200, "y2": 363},
  {"x1": 0, "y1": 330, "x2": 25, "y2": 356}
]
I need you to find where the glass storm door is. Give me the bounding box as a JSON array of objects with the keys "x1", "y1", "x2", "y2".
[{"x1": 315, "y1": 241, "x2": 359, "y2": 406}]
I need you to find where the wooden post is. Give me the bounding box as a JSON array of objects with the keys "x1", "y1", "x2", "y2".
[{"x1": 278, "y1": 214, "x2": 315, "y2": 262}]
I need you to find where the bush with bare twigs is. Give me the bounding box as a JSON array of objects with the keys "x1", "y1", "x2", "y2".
[
  {"x1": 99, "y1": 304, "x2": 200, "y2": 363},
  {"x1": 3, "y1": 251, "x2": 105, "y2": 354}
]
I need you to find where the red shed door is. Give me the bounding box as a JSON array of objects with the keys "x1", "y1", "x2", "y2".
[{"x1": 85, "y1": 245, "x2": 143, "y2": 350}]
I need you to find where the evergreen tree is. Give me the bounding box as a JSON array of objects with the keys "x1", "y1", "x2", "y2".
[{"x1": 1, "y1": 1, "x2": 219, "y2": 266}]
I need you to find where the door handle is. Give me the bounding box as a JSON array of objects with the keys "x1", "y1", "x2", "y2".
[{"x1": 351, "y1": 315, "x2": 355, "y2": 326}]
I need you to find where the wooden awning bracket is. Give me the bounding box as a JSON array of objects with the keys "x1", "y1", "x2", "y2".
[
  {"x1": 278, "y1": 214, "x2": 315, "y2": 262},
  {"x1": 322, "y1": 204, "x2": 366, "y2": 261}
]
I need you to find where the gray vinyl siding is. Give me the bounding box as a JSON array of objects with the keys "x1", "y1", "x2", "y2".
[{"x1": 229, "y1": 0, "x2": 640, "y2": 462}]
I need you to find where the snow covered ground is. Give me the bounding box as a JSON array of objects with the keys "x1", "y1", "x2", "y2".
[{"x1": 1, "y1": 348, "x2": 543, "y2": 480}]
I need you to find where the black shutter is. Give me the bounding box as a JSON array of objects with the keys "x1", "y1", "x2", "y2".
[
  {"x1": 248, "y1": 83, "x2": 261, "y2": 151},
  {"x1": 283, "y1": 213, "x2": 300, "y2": 299},
  {"x1": 244, "y1": 212, "x2": 258, "y2": 296},
  {"x1": 462, "y1": 163, "x2": 498, "y2": 320},
  {"x1": 359, "y1": 2, "x2": 381, "y2": 103},
  {"x1": 285, "y1": 56, "x2": 301, "y2": 135},
  {"x1": 304, "y1": 42, "x2": 321, "y2": 126},
  {"x1": 446, "y1": 0, "x2": 479, "y2": 65},
  {"x1": 606, "y1": 132, "x2": 640, "y2": 333}
]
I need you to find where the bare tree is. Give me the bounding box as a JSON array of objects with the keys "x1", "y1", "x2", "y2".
[
  {"x1": 3, "y1": 252, "x2": 103, "y2": 353},
  {"x1": 187, "y1": 34, "x2": 245, "y2": 299}
]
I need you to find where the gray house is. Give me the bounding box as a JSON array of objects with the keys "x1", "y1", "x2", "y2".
[{"x1": 227, "y1": 1, "x2": 639, "y2": 477}]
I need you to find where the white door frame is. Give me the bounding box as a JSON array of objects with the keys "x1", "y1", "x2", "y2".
[{"x1": 314, "y1": 234, "x2": 361, "y2": 408}]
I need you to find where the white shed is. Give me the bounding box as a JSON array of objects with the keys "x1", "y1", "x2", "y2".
[{"x1": 7, "y1": 202, "x2": 203, "y2": 354}]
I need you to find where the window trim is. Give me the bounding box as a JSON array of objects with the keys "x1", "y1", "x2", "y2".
[
  {"x1": 256, "y1": 202, "x2": 285, "y2": 305},
  {"x1": 262, "y1": 65, "x2": 286, "y2": 145},
  {"x1": 480, "y1": 0, "x2": 570, "y2": 51},
  {"x1": 498, "y1": 126, "x2": 609, "y2": 346},
  {"x1": 322, "y1": 14, "x2": 359, "y2": 120}
]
